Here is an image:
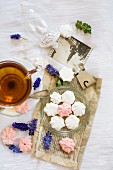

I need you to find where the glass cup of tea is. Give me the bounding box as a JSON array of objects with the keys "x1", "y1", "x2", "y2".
[{"x1": 0, "y1": 60, "x2": 32, "y2": 108}]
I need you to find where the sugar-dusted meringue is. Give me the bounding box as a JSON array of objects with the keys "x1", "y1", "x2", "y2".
[
  {"x1": 65, "y1": 115, "x2": 80, "y2": 130},
  {"x1": 59, "y1": 137, "x2": 75, "y2": 153},
  {"x1": 50, "y1": 92, "x2": 62, "y2": 104},
  {"x1": 50, "y1": 116, "x2": 65, "y2": 131},
  {"x1": 59, "y1": 67, "x2": 74, "y2": 82},
  {"x1": 62, "y1": 90, "x2": 75, "y2": 104},
  {"x1": 72, "y1": 101, "x2": 86, "y2": 116},
  {"x1": 44, "y1": 102, "x2": 58, "y2": 116},
  {"x1": 57, "y1": 103, "x2": 72, "y2": 117}
]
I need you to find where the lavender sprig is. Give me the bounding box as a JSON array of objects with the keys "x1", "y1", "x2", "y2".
[
  {"x1": 33, "y1": 77, "x2": 41, "y2": 90},
  {"x1": 46, "y1": 64, "x2": 59, "y2": 78},
  {"x1": 9, "y1": 145, "x2": 22, "y2": 153},
  {"x1": 43, "y1": 131, "x2": 52, "y2": 150},
  {"x1": 12, "y1": 119, "x2": 37, "y2": 136},
  {"x1": 10, "y1": 34, "x2": 27, "y2": 40},
  {"x1": 28, "y1": 119, "x2": 37, "y2": 136},
  {"x1": 12, "y1": 122, "x2": 29, "y2": 131}
]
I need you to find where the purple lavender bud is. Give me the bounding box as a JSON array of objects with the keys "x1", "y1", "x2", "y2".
[
  {"x1": 10, "y1": 34, "x2": 21, "y2": 39},
  {"x1": 43, "y1": 131, "x2": 52, "y2": 150},
  {"x1": 33, "y1": 77, "x2": 41, "y2": 90},
  {"x1": 12, "y1": 122, "x2": 29, "y2": 131},
  {"x1": 9, "y1": 145, "x2": 22, "y2": 153},
  {"x1": 28, "y1": 119, "x2": 37, "y2": 136},
  {"x1": 46, "y1": 64, "x2": 59, "y2": 78}
]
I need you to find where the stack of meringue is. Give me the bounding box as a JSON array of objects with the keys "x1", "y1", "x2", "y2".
[{"x1": 43, "y1": 90, "x2": 86, "y2": 131}]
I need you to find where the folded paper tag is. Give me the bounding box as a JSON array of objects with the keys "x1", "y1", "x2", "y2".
[
  {"x1": 76, "y1": 64, "x2": 96, "y2": 89},
  {"x1": 76, "y1": 70, "x2": 96, "y2": 89}
]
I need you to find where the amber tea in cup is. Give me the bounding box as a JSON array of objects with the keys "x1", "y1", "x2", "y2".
[{"x1": 0, "y1": 60, "x2": 32, "y2": 107}]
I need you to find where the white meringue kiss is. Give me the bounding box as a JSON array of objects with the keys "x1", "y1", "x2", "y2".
[
  {"x1": 65, "y1": 115, "x2": 80, "y2": 130},
  {"x1": 59, "y1": 67, "x2": 74, "y2": 82},
  {"x1": 60, "y1": 24, "x2": 73, "y2": 38},
  {"x1": 44, "y1": 102, "x2": 58, "y2": 116},
  {"x1": 50, "y1": 116, "x2": 65, "y2": 131},
  {"x1": 50, "y1": 92, "x2": 62, "y2": 104},
  {"x1": 72, "y1": 101, "x2": 86, "y2": 116},
  {"x1": 62, "y1": 90, "x2": 75, "y2": 104}
]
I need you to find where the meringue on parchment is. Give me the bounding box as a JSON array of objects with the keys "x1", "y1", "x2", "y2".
[{"x1": 59, "y1": 67, "x2": 74, "y2": 82}]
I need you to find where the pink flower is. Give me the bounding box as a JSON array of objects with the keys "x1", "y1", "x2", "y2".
[
  {"x1": 19, "y1": 138, "x2": 32, "y2": 152},
  {"x1": 59, "y1": 137, "x2": 75, "y2": 153},
  {"x1": 57, "y1": 103, "x2": 72, "y2": 117},
  {"x1": 1, "y1": 127, "x2": 16, "y2": 145},
  {"x1": 15, "y1": 101, "x2": 30, "y2": 114}
]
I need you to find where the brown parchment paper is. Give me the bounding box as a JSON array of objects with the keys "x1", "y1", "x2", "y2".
[{"x1": 32, "y1": 70, "x2": 102, "y2": 170}]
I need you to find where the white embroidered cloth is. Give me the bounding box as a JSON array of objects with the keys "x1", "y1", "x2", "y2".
[{"x1": 0, "y1": 0, "x2": 113, "y2": 170}]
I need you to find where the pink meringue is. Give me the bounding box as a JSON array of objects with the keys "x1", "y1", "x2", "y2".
[
  {"x1": 57, "y1": 103, "x2": 72, "y2": 117},
  {"x1": 1, "y1": 127, "x2": 16, "y2": 145},
  {"x1": 59, "y1": 137, "x2": 75, "y2": 153},
  {"x1": 19, "y1": 138, "x2": 32, "y2": 152},
  {"x1": 15, "y1": 100, "x2": 30, "y2": 114}
]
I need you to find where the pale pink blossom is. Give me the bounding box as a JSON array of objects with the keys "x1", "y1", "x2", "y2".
[
  {"x1": 59, "y1": 137, "x2": 75, "y2": 153},
  {"x1": 1, "y1": 127, "x2": 16, "y2": 145},
  {"x1": 19, "y1": 138, "x2": 32, "y2": 152},
  {"x1": 57, "y1": 103, "x2": 72, "y2": 117},
  {"x1": 15, "y1": 101, "x2": 30, "y2": 114}
]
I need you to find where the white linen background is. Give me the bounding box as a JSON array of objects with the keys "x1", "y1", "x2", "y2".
[{"x1": 0, "y1": 0, "x2": 113, "y2": 170}]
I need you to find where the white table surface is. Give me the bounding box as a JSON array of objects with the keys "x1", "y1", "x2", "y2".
[{"x1": 0, "y1": 0, "x2": 113, "y2": 170}]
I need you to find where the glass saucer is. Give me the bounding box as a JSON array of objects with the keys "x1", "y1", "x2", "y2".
[{"x1": 41, "y1": 86, "x2": 90, "y2": 136}]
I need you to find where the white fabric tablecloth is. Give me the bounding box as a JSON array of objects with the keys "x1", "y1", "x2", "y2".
[{"x1": 0, "y1": 0, "x2": 113, "y2": 170}]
